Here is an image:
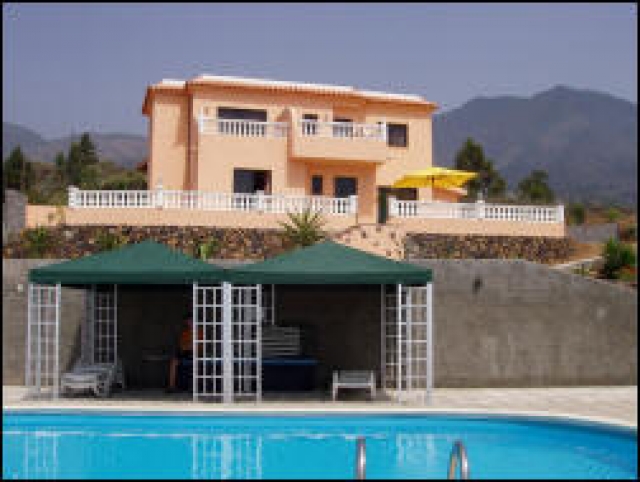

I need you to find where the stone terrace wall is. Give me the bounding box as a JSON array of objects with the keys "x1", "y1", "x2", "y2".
[
  {"x1": 2, "y1": 225, "x2": 294, "y2": 260},
  {"x1": 5, "y1": 225, "x2": 572, "y2": 265},
  {"x1": 405, "y1": 233, "x2": 572, "y2": 263},
  {"x1": 3, "y1": 189, "x2": 27, "y2": 243}
]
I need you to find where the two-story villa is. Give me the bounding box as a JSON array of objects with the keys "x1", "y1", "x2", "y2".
[
  {"x1": 140, "y1": 74, "x2": 453, "y2": 224},
  {"x1": 26, "y1": 74, "x2": 565, "y2": 242}
]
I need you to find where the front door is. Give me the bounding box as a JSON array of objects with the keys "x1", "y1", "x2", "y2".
[{"x1": 378, "y1": 187, "x2": 390, "y2": 224}]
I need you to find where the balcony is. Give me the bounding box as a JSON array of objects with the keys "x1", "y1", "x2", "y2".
[
  {"x1": 291, "y1": 120, "x2": 389, "y2": 164},
  {"x1": 198, "y1": 117, "x2": 288, "y2": 138},
  {"x1": 197, "y1": 115, "x2": 390, "y2": 164}
]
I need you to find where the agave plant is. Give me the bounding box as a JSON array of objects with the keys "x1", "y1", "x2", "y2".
[
  {"x1": 195, "y1": 238, "x2": 220, "y2": 260},
  {"x1": 278, "y1": 208, "x2": 326, "y2": 248}
]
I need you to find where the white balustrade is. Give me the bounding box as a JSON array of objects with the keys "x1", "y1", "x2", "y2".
[
  {"x1": 389, "y1": 199, "x2": 564, "y2": 223},
  {"x1": 198, "y1": 117, "x2": 288, "y2": 138},
  {"x1": 299, "y1": 120, "x2": 386, "y2": 141},
  {"x1": 68, "y1": 189, "x2": 357, "y2": 216}
]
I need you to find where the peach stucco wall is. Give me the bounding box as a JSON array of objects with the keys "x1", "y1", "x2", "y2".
[
  {"x1": 390, "y1": 217, "x2": 566, "y2": 238},
  {"x1": 26, "y1": 205, "x2": 356, "y2": 232},
  {"x1": 148, "y1": 92, "x2": 190, "y2": 190},
  {"x1": 146, "y1": 82, "x2": 436, "y2": 220},
  {"x1": 26, "y1": 204, "x2": 564, "y2": 238}
]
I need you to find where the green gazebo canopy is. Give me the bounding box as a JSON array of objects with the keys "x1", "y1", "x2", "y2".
[
  {"x1": 228, "y1": 241, "x2": 432, "y2": 285},
  {"x1": 29, "y1": 240, "x2": 227, "y2": 286}
]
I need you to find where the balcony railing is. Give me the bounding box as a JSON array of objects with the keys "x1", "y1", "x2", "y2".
[
  {"x1": 68, "y1": 187, "x2": 357, "y2": 216},
  {"x1": 299, "y1": 120, "x2": 386, "y2": 141},
  {"x1": 198, "y1": 117, "x2": 288, "y2": 138},
  {"x1": 389, "y1": 199, "x2": 565, "y2": 223}
]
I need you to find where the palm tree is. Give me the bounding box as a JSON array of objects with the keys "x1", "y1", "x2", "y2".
[{"x1": 279, "y1": 208, "x2": 326, "y2": 248}]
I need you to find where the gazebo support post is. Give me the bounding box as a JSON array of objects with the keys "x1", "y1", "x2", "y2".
[
  {"x1": 53, "y1": 283, "x2": 61, "y2": 399},
  {"x1": 426, "y1": 282, "x2": 433, "y2": 404},
  {"x1": 222, "y1": 282, "x2": 233, "y2": 404},
  {"x1": 26, "y1": 283, "x2": 33, "y2": 392},
  {"x1": 192, "y1": 282, "x2": 198, "y2": 402},
  {"x1": 396, "y1": 283, "x2": 402, "y2": 403},
  {"x1": 380, "y1": 285, "x2": 385, "y2": 394}
]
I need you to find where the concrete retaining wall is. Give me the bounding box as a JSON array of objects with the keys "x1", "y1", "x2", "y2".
[
  {"x1": 3, "y1": 258, "x2": 636, "y2": 388},
  {"x1": 567, "y1": 223, "x2": 619, "y2": 243}
]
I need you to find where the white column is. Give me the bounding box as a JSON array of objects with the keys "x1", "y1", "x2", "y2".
[
  {"x1": 113, "y1": 285, "x2": 118, "y2": 364},
  {"x1": 222, "y1": 282, "x2": 234, "y2": 403},
  {"x1": 256, "y1": 284, "x2": 262, "y2": 403},
  {"x1": 192, "y1": 283, "x2": 198, "y2": 402},
  {"x1": 256, "y1": 190, "x2": 265, "y2": 212},
  {"x1": 396, "y1": 283, "x2": 402, "y2": 403},
  {"x1": 349, "y1": 195, "x2": 358, "y2": 216},
  {"x1": 380, "y1": 285, "x2": 386, "y2": 392},
  {"x1": 68, "y1": 186, "x2": 79, "y2": 208},
  {"x1": 53, "y1": 283, "x2": 61, "y2": 399},
  {"x1": 426, "y1": 282, "x2": 433, "y2": 404},
  {"x1": 155, "y1": 180, "x2": 164, "y2": 209},
  {"x1": 26, "y1": 283, "x2": 33, "y2": 389}
]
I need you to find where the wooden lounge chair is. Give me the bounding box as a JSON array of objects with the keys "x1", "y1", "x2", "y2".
[
  {"x1": 61, "y1": 359, "x2": 125, "y2": 398},
  {"x1": 332, "y1": 370, "x2": 376, "y2": 401}
]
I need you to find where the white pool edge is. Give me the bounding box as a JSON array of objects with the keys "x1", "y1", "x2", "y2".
[{"x1": 4, "y1": 405, "x2": 637, "y2": 431}]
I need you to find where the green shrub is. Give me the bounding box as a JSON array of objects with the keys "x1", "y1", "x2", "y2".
[
  {"x1": 23, "y1": 227, "x2": 56, "y2": 258},
  {"x1": 567, "y1": 203, "x2": 586, "y2": 225},
  {"x1": 195, "y1": 238, "x2": 220, "y2": 260},
  {"x1": 600, "y1": 238, "x2": 636, "y2": 280},
  {"x1": 95, "y1": 230, "x2": 125, "y2": 252},
  {"x1": 605, "y1": 207, "x2": 621, "y2": 223}
]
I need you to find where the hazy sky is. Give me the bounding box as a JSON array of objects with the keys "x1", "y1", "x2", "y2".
[{"x1": 3, "y1": 3, "x2": 637, "y2": 138}]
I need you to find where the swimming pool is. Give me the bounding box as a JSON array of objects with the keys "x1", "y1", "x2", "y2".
[{"x1": 3, "y1": 411, "x2": 637, "y2": 479}]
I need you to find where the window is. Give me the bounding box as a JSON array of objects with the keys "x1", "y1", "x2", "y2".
[
  {"x1": 217, "y1": 108, "x2": 267, "y2": 121},
  {"x1": 233, "y1": 169, "x2": 271, "y2": 194},
  {"x1": 387, "y1": 123, "x2": 408, "y2": 147},
  {"x1": 311, "y1": 175, "x2": 323, "y2": 195},
  {"x1": 217, "y1": 108, "x2": 268, "y2": 136},
  {"x1": 334, "y1": 177, "x2": 358, "y2": 198},
  {"x1": 333, "y1": 117, "x2": 353, "y2": 138},
  {"x1": 302, "y1": 114, "x2": 318, "y2": 135}
]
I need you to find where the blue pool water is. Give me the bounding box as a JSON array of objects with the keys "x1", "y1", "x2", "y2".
[{"x1": 3, "y1": 412, "x2": 637, "y2": 479}]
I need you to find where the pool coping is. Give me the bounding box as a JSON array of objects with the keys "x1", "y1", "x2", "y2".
[{"x1": 4, "y1": 405, "x2": 637, "y2": 432}]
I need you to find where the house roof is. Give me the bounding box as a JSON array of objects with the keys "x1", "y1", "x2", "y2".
[
  {"x1": 142, "y1": 74, "x2": 437, "y2": 115},
  {"x1": 228, "y1": 241, "x2": 432, "y2": 285},
  {"x1": 28, "y1": 241, "x2": 226, "y2": 286}
]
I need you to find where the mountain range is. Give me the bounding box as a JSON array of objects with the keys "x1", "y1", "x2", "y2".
[
  {"x1": 434, "y1": 86, "x2": 637, "y2": 206},
  {"x1": 3, "y1": 86, "x2": 637, "y2": 205},
  {"x1": 2, "y1": 124, "x2": 147, "y2": 170}
]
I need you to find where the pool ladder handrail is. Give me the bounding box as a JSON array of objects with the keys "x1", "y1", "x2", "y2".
[
  {"x1": 355, "y1": 436, "x2": 366, "y2": 479},
  {"x1": 447, "y1": 440, "x2": 470, "y2": 479}
]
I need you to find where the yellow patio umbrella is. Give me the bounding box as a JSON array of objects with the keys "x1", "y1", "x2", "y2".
[{"x1": 392, "y1": 167, "x2": 477, "y2": 190}]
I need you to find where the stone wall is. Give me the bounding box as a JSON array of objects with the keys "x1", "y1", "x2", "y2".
[
  {"x1": 5, "y1": 224, "x2": 572, "y2": 265},
  {"x1": 3, "y1": 225, "x2": 293, "y2": 260},
  {"x1": 3, "y1": 189, "x2": 27, "y2": 243},
  {"x1": 2, "y1": 259, "x2": 85, "y2": 385},
  {"x1": 4, "y1": 258, "x2": 636, "y2": 389},
  {"x1": 404, "y1": 233, "x2": 572, "y2": 263}
]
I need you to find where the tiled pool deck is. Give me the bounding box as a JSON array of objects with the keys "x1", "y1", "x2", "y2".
[{"x1": 3, "y1": 385, "x2": 637, "y2": 428}]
